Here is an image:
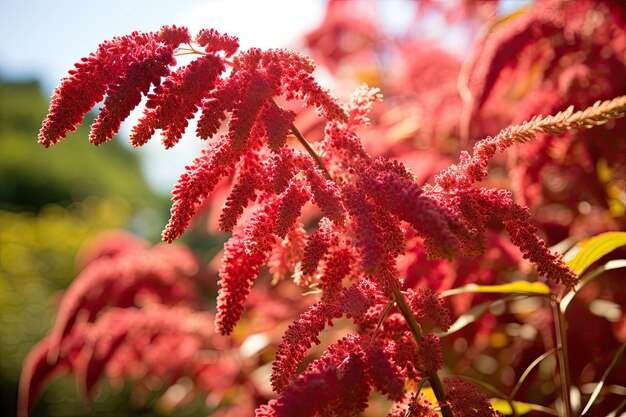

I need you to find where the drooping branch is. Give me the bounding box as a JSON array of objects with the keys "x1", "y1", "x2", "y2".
[
  {"x1": 436, "y1": 95, "x2": 626, "y2": 191},
  {"x1": 270, "y1": 98, "x2": 332, "y2": 180},
  {"x1": 390, "y1": 282, "x2": 454, "y2": 417}
]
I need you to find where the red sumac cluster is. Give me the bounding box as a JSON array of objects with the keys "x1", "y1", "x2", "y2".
[{"x1": 21, "y1": 1, "x2": 626, "y2": 416}]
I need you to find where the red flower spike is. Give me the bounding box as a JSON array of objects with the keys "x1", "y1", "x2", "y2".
[
  {"x1": 367, "y1": 256, "x2": 399, "y2": 301},
  {"x1": 388, "y1": 394, "x2": 439, "y2": 417},
  {"x1": 162, "y1": 137, "x2": 237, "y2": 243},
  {"x1": 227, "y1": 73, "x2": 274, "y2": 149},
  {"x1": 271, "y1": 334, "x2": 373, "y2": 416},
  {"x1": 268, "y1": 225, "x2": 307, "y2": 283},
  {"x1": 418, "y1": 334, "x2": 443, "y2": 373},
  {"x1": 218, "y1": 156, "x2": 266, "y2": 232},
  {"x1": 260, "y1": 104, "x2": 297, "y2": 151},
  {"x1": 408, "y1": 288, "x2": 451, "y2": 333},
  {"x1": 451, "y1": 188, "x2": 577, "y2": 286},
  {"x1": 341, "y1": 278, "x2": 383, "y2": 322},
  {"x1": 372, "y1": 157, "x2": 416, "y2": 181},
  {"x1": 504, "y1": 208, "x2": 577, "y2": 287},
  {"x1": 215, "y1": 233, "x2": 270, "y2": 335},
  {"x1": 157, "y1": 25, "x2": 191, "y2": 47},
  {"x1": 196, "y1": 77, "x2": 240, "y2": 140},
  {"x1": 272, "y1": 366, "x2": 340, "y2": 417},
  {"x1": 321, "y1": 122, "x2": 371, "y2": 166},
  {"x1": 89, "y1": 46, "x2": 175, "y2": 145},
  {"x1": 195, "y1": 28, "x2": 240, "y2": 56},
  {"x1": 343, "y1": 184, "x2": 387, "y2": 274},
  {"x1": 300, "y1": 217, "x2": 339, "y2": 276},
  {"x1": 39, "y1": 31, "x2": 163, "y2": 147},
  {"x1": 243, "y1": 197, "x2": 281, "y2": 255},
  {"x1": 18, "y1": 335, "x2": 81, "y2": 417},
  {"x1": 220, "y1": 198, "x2": 283, "y2": 330},
  {"x1": 231, "y1": 47, "x2": 263, "y2": 72},
  {"x1": 232, "y1": 48, "x2": 346, "y2": 122},
  {"x1": 131, "y1": 54, "x2": 225, "y2": 148},
  {"x1": 444, "y1": 378, "x2": 499, "y2": 417},
  {"x1": 364, "y1": 344, "x2": 405, "y2": 402},
  {"x1": 283, "y1": 71, "x2": 347, "y2": 121},
  {"x1": 275, "y1": 179, "x2": 311, "y2": 238},
  {"x1": 332, "y1": 353, "x2": 371, "y2": 417},
  {"x1": 266, "y1": 146, "x2": 298, "y2": 194},
  {"x1": 271, "y1": 300, "x2": 342, "y2": 393},
  {"x1": 302, "y1": 166, "x2": 345, "y2": 224},
  {"x1": 318, "y1": 247, "x2": 355, "y2": 297},
  {"x1": 233, "y1": 48, "x2": 313, "y2": 87},
  {"x1": 434, "y1": 137, "x2": 501, "y2": 191},
  {"x1": 47, "y1": 246, "x2": 202, "y2": 359},
  {"x1": 345, "y1": 83, "x2": 383, "y2": 128},
  {"x1": 390, "y1": 332, "x2": 422, "y2": 380},
  {"x1": 373, "y1": 203, "x2": 406, "y2": 258},
  {"x1": 361, "y1": 167, "x2": 460, "y2": 260}
]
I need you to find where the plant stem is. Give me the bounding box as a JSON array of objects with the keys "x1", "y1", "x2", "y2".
[
  {"x1": 269, "y1": 98, "x2": 332, "y2": 181},
  {"x1": 273, "y1": 92, "x2": 448, "y2": 414},
  {"x1": 391, "y1": 282, "x2": 454, "y2": 417},
  {"x1": 552, "y1": 299, "x2": 573, "y2": 417}
]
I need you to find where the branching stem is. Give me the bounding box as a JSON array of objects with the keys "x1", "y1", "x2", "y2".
[
  {"x1": 391, "y1": 282, "x2": 454, "y2": 417},
  {"x1": 176, "y1": 44, "x2": 333, "y2": 181},
  {"x1": 269, "y1": 98, "x2": 332, "y2": 180}
]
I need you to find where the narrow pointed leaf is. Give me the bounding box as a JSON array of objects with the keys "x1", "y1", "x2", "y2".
[
  {"x1": 491, "y1": 399, "x2": 556, "y2": 416},
  {"x1": 564, "y1": 232, "x2": 626, "y2": 276},
  {"x1": 561, "y1": 259, "x2": 626, "y2": 312},
  {"x1": 441, "y1": 281, "x2": 550, "y2": 297}
]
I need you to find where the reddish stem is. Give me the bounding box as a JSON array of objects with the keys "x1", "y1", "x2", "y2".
[{"x1": 391, "y1": 283, "x2": 454, "y2": 417}]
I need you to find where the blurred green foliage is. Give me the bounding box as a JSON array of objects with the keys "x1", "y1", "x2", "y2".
[
  {"x1": 0, "y1": 80, "x2": 169, "y2": 416},
  {"x1": 0, "y1": 80, "x2": 158, "y2": 211},
  {"x1": 0, "y1": 197, "x2": 133, "y2": 415}
]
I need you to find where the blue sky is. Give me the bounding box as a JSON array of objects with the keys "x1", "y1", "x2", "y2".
[
  {"x1": 0, "y1": 0, "x2": 327, "y2": 193},
  {"x1": 0, "y1": 0, "x2": 327, "y2": 91},
  {"x1": 0, "y1": 0, "x2": 529, "y2": 194}
]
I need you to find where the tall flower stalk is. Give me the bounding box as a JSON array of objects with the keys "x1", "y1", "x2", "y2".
[{"x1": 22, "y1": 19, "x2": 626, "y2": 417}]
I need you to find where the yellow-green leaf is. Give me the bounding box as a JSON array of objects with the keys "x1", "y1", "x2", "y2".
[
  {"x1": 561, "y1": 259, "x2": 626, "y2": 312},
  {"x1": 565, "y1": 232, "x2": 626, "y2": 275},
  {"x1": 420, "y1": 387, "x2": 438, "y2": 405},
  {"x1": 491, "y1": 399, "x2": 534, "y2": 415},
  {"x1": 441, "y1": 281, "x2": 550, "y2": 297}
]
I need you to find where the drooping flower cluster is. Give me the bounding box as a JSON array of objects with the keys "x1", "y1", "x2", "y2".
[
  {"x1": 264, "y1": 334, "x2": 406, "y2": 417},
  {"x1": 39, "y1": 26, "x2": 191, "y2": 147},
  {"x1": 444, "y1": 378, "x2": 500, "y2": 417},
  {"x1": 460, "y1": 0, "x2": 626, "y2": 240},
  {"x1": 17, "y1": 234, "x2": 243, "y2": 417},
  {"x1": 26, "y1": 10, "x2": 626, "y2": 417}
]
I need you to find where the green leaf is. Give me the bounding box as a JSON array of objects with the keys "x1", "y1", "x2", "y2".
[
  {"x1": 490, "y1": 399, "x2": 559, "y2": 416},
  {"x1": 441, "y1": 281, "x2": 550, "y2": 297},
  {"x1": 560, "y1": 259, "x2": 626, "y2": 312},
  {"x1": 491, "y1": 399, "x2": 534, "y2": 415},
  {"x1": 564, "y1": 232, "x2": 626, "y2": 275}
]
